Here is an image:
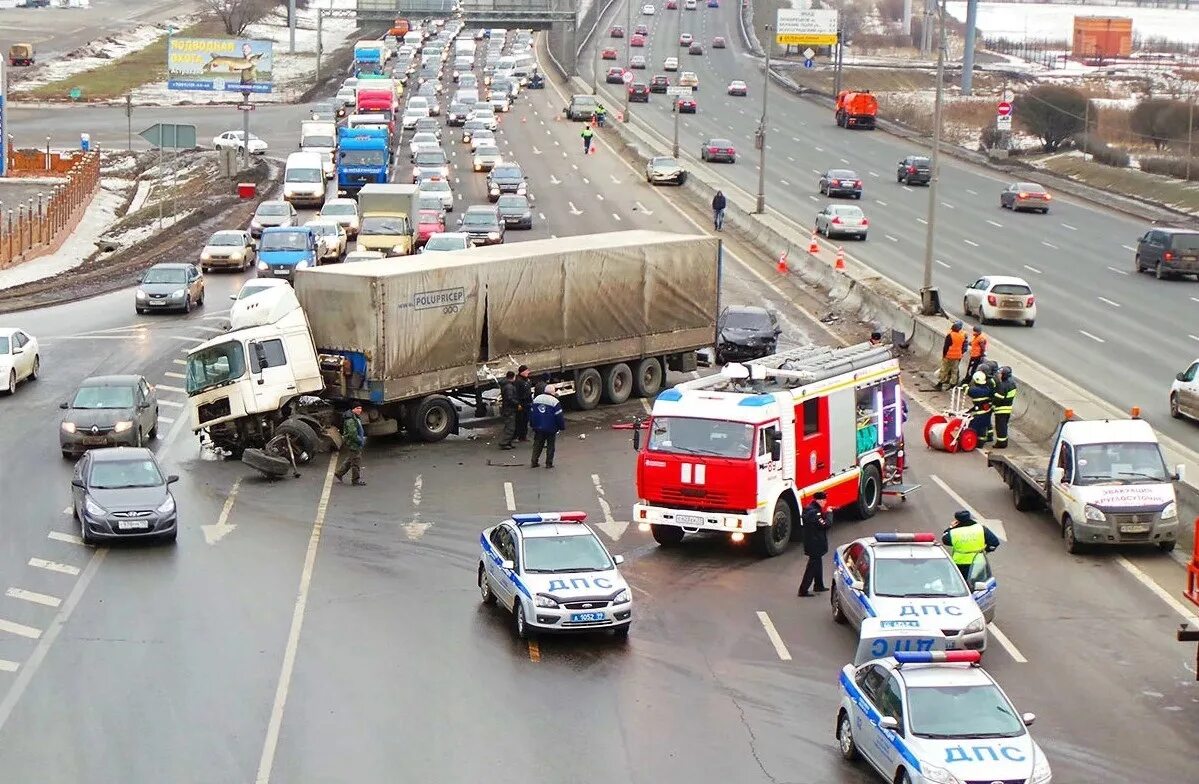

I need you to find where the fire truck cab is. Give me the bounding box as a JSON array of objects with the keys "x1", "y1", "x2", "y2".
[{"x1": 633, "y1": 343, "x2": 912, "y2": 556}]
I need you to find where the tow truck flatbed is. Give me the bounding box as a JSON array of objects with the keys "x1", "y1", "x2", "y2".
[{"x1": 986, "y1": 451, "x2": 1048, "y2": 512}]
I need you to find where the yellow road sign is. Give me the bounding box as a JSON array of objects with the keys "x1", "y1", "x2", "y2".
[{"x1": 777, "y1": 33, "x2": 838, "y2": 46}]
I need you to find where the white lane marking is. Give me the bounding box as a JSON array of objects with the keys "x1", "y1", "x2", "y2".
[
  {"x1": 201, "y1": 478, "x2": 242, "y2": 545},
  {"x1": 787, "y1": 156, "x2": 795, "y2": 162},
  {"x1": 875, "y1": 200, "x2": 888, "y2": 207},
  {"x1": 571, "y1": 163, "x2": 578, "y2": 170},
  {"x1": 839, "y1": 158, "x2": 850, "y2": 164},
  {"x1": 641, "y1": 398, "x2": 653, "y2": 415},
  {"x1": 60, "y1": 506, "x2": 71, "y2": 516},
  {"x1": 989, "y1": 624, "x2": 1028, "y2": 664},
  {"x1": 1116, "y1": 556, "x2": 1199, "y2": 626},
  {"x1": 1122, "y1": 244, "x2": 1136, "y2": 252},
  {"x1": 164, "y1": 371, "x2": 186, "y2": 379},
  {"x1": 592, "y1": 474, "x2": 629, "y2": 540},
  {"x1": 0, "y1": 661, "x2": 16, "y2": 673},
  {"x1": 583, "y1": 177, "x2": 590, "y2": 185},
  {"x1": 0, "y1": 548, "x2": 105, "y2": 732},
  {"x1": 633, "y1": 201, "x2": 653, "y2": 215},
  {"x1": 538, "y1": 212, "x2": 546, "y2": 220},
  {"x1": 916, "y1": 217, "x2": 927, "y2": 225},
  {"x1": 194, "y1": 326, "x2": 226, "y2": 334},
  {"x1": 173, "y1": 359, "x2": 187, "y2": 366},
  {"x1": 170, "y1": 336, "x2": 206, "y2": 343},
  {"x1": 935, "y1": 260, "x2": 951, "y2": 269},
  {"x1": 1041, "y1": 241, "x2": 1058, "y2": 249},
  {"x1": 254, "y1": 455, "x2": 337, "y2": 784},
  {"x1": 903, "y1": 186, "x2": 913, "y2": 193},
  {"x1": 47, "y1": 532, "x2": 83, "y2": 546},
  {"x1": 504, "y1": 481, "x2": 516, "y2": 512},
  {"x1": 811, "y1": 168, "x2": 822, "y2": 175},
  {"x1": 756, "y1": 611, "x2": 792, "y2": 661},
  {"x1": 885, "y1": 234, "x2": 898, "y2": 242},
  {"x1": 158, "y1": 400, "x2": 184, "y2": 408},
  {"x1": 0, "y1": 619, "x2": 42, "y2": 640},
  {"x1": 1023, "y1": 265, "x2": 1042, "y2": 274},
  {"x1": 929, "y1": 475, "x2": 1007, "y2": 541},
  {"x1": 549, "y1": 174, "x2": 561, "y2": 185},
  {"x1": 808, "y1": 195, "x2": 818, "y2": 202},
  {"x1": 595, "y1": 193, "x2": 604, "y2": 201},
  {"x1": 1192, "y1": 297, "x2": 1199, "y2": 304},
  {"x1": 568, "y1": 201, "x2": 583, "y2": 215},
  {"x1": 814, "y1": 146, "x2": 824, "y2": 152},
  {"x1": 403, "y1": 474, "x2": 430, "y2": 542},
  {"x1": 966, "y1": 188, "x2": 978, "y2": 195},
  {"x1": 613, "y1": 213, "x2": 622, "y2": 221},
  {"x1": 780, "y1": 179, "x2": 790, "y2": 186},
  {"x1": 1061, "y1": 223, "x2": 1077, "y2": 231},
  {"x1": 963, "y1": 239, "x2": 979, "y2": 247},
  {"x1": 1190, "y1": 335, "x2": 1199, "y2": 343},
  {"x1": 155, "y1": 384, "x2": 185, "y2": 393},
  {"x1": 1079, "y1": 330, "x2": 1106, "y2": 343},
  {"x1": 868, "y1": 171, "x2": 879, "y2": 177},
  {"x1": 6, "y1": 588, "x2": 61, "y2": 608},
  {"x1": 28, "y1": 559, "x2": 79, "y2": 576},
  {"x1": 940, "y1": 201, "x2": 955, "y2": 209},
  {"x1": 1097, "y1": 296, "x2": 1121, "y2": 308},
  {"x1": 986, "y1": 220, "x2": 1003, "y2": 228},
  {"x1": 1107, "y1": 266, "x2": 1128, "y2": 276},
  {"x1": 158, "y1": 416, "x2": 175, "y2": 424},
  {"x1": 610, "y1": 174, "x2": 622, "y2": 184},
  {"x1": 532, "y1": 146, "x2": 542, "y2": 154}
]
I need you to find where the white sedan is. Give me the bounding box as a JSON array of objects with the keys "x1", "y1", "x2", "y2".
[
  {"x1": 401, "y1": 107, "x2": 429, "y2": 130},
  {"x1": 305, "y1": 219, "x2": 348, "y2": 262},
  {"x1": 642, "y1": 3, "x2": 656, "y2": 13},
  {"x1": 473, "y1": 144, "x2": 503, "y2": 172},
  {"x1": 213, "y1": 131, "x2": 268, "y2": 154},
  {"x1": 418, "y1": 176, "x2": 455, "y2": 212},
  {"x1": 1170, "y1": 358, "x2": 1199, "y2": 421},
  {"x1": 962, "y1": 275, "x2": 1037, "y2": 327},
  {"x1": 815, "y1": 204, "x2": 868, "y2": 240},
  {"x1": 0, "y1": 327, "x2": 39, "y2": 395}
]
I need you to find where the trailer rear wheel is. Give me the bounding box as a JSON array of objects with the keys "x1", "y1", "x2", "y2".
[
  {"x1": 409, "y1": 395, "x2": 457, "y2": 442},
  {"x1": 573, "y1": 367, "x2": 603, "y2": 410},
  {"x1": 851, "y1": 464, "x2": 882, "y2": 520},
  {"x1": 633, "y1": 357, "x2": 664, "y2": 397},
  {"x1": 651, "y1": 524, "x2": 685, "y2": 547},
  {"x1": 602, "y1": 363, "x2": 633, "y2": 405},
  {"x1": 243, "y1": 447, "x2": 292, "y2": 479}
]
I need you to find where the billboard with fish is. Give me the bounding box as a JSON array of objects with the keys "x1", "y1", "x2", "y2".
[{"x1": 167, "y1": 37, "x2": 274, "y2": 93}]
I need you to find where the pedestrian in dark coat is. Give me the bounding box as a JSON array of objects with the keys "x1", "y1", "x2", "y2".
[
  {"x1": 797, "y1": 492, "x2": 832, "y2": 596},
  {"x1": 529, "y1": 384, "x2": 566, "y2": 468},
  {"x1": 335, "y1": 404, "x2": 367, "y2": 485},
  {"x1": 711, "y1": 190, "x2": 727, "y2": 231},
  {"x1": 513, "y1": 365, "x2": 533, "y2": 442},
  {"x1": 498, "y1": 371, "x2": 518, "y2": 449}
]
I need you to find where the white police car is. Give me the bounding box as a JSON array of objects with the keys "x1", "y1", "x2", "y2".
[
  {"x1": 831, "y1": 533, "x2": 996, "y2": 651},
  {"x1": 838, "y1": 650, "x2": 1052, "y2": 784},
  {"x1": 478, "y1": 511, "x2": 632, "y2": 640}
]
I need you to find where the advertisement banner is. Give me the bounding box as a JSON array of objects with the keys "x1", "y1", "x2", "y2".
[{"x1": 167, "y1": 37, "x2": 274, "y2": 94}]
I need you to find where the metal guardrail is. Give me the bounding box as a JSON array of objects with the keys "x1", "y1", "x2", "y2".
[{"x1": 356, "y1": 0, "x2": 576, "y2": 22}]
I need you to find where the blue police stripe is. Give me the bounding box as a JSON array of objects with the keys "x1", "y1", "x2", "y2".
[
  {"x1": 838, "y1": 671, "x2": 922, "y2": 774},
  {"x1": 479, "y1": 533, "x2": 532, "y2": 599}
]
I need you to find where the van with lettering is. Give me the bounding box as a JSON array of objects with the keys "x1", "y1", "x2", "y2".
[{"x1": 988, "y1": 410, "x2": 1183, "y2": 553}]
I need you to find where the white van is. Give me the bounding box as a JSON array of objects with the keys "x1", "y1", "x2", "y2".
[
  {"x1": 404, "y1": 31, "x2": 422, "y2": 48},
  {"x1": 283, "y1": 152, "x2": 326, "y2": 207},
  {"x1": 300, "y1": 121, "x2": 337, "y2": 179}
]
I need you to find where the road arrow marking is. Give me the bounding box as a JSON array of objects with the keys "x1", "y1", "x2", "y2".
[
  {"x1": 610, "y1": 174, "x2": 622, "y2": 184},
  {"x1": 591, "y1": 474, "x2": 629, "y2": 540},
  {"x1": 202, "y1": 478, "x2": 241, "y2": 545},
  {"x1": 532, "y1": 146, "x2": 542, "y2": 155},
  {"x1": 568, "y1": 201, "x2": 583, "y2": 215},
  {"x1": 633, "y1": 201, "x2": 653, "y2": 215}
]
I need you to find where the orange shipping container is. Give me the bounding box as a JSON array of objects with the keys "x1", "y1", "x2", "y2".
[{"x1": 1072, "y1": 16, "x2": 1132, "y2": 61}]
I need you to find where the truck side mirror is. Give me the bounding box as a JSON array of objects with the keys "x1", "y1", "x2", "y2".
[
  {"x1": 1049, "y1": 466, "x2": 1065, "y2": 484},
  {"x1": 1177, "y1": 371, "x2": 1188, "y2": 382},
  {"x1": 770, "y1": 441, "x2": 782, "y2": 462},
  {"x1": 632, "y1": 417, "x2": 642, "y2": 451}
]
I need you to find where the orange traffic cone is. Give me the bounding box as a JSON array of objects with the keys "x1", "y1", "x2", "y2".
[
  {"x1": 776, "y1": 250, "x2": 789, "y2": 274},
  {"x1": 807, "y1": 232, "x2": 819, "y2": 255},
  {"x1": 835, "y1": 247, "x2": 846, "y2": 270},
  {"x1": 591, "y1": 115, "x2": 598, "y2": 128},
  {"x1": 522, "y1": 115, "x2": 527, "y2": 123}
]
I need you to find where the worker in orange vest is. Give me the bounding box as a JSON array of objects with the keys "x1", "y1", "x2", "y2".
[
  {"x1": 966, "y1": 325, "x2": 987, "y2": 378},
  {"x1": 935, "y1": 321, "x2": 967, "y2": 391}
]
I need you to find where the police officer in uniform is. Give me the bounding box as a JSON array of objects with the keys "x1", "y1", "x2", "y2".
[
  {"x1": 991, "y1": 366, "x2": 1018, "y2": 449},
  {"x1": 942, "y1": 510, "x2": 1001, "y2": 582},
  {"x1": 796, "y1": 492, "x2": 832, "y2": 596},
  {"x1": 581, "y1": 124, "x2": 595, "y2": 154}
]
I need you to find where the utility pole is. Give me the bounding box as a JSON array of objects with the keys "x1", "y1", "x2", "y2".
[
  {"x1": 961, "y1": 0, "x2": 978, "y2": 95},
  {"x1": 755, "y1": 25, "x2": 772, "y2": 214},
  {"x1": 921, "y1": 0, "x2": 934, "y2": 54},
  {"x1": 125, "y1": 93, "x2": 133, "y2": 152},
  {"x1": 316, "y1": 11, "x2": 323, "y2": 87},
  {"x1": 919, "y1": 0, "x2": 947, "y2": 316},
  {"x1": 833, "y1": 27, "x2": 844, "y2": 98},
  {"x1": 289, "y1": 0, "x2": 297, "y2": 54},
  {"x1": 1187, "y1": 99, "x2": 1195, "y2": 182},
  {"x1": 623, "y1": 0, "x2": 632, "y2": 121}
]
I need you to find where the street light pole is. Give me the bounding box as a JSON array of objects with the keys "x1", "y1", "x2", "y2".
[
  {"x1": 755, "y1": 26, "x2": 772, "y2": 214},
  {"x1": 624, "y1": 0, "x2": 632, "y2": 121},
  {"x1": 672, "y1": 1, "x2": 681, "y2": 156},
  {"x1": 919, "y1": 0, "x2": 946, "y2": 316}
]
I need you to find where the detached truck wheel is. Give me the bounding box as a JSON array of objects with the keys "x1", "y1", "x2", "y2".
[
  {"x1": 242, "y1": 448, "x2": 292, "y2": 479},
  {"x1": 274, "y1": 419, "x2": 319, "y2": 464}
]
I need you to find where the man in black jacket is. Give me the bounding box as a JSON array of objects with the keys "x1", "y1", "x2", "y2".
[
  {"x1": 513, "y1": 365, "x2": 533, "y2": 443},
  {"x1": 797, "y1": 491, "x2": 832, "y2": 596},
  {"x1": 498, "y1": 371, "x2": 518, "y2": 450},
  {"x1": 711, "y1": 190, "x2": 727, "y2": 231}
]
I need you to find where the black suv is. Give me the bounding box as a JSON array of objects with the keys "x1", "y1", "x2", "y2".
[
  {"x1": 897, "y1": 155, "x2": 931, "y2": 186},
  {"x1": 715, "y1": 306, "x2": 781, "y2": 364},
  {"x1": 487, "y1": 164, "x2": 527, "y2": 202},
  {"x1": 1135, "y1": 228, "x2": 1199, "y2": 280}
]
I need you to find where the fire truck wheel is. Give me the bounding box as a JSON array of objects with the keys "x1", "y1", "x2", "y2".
[
  {"x1": 852, "y1": 464, "x2": 882, "y2": 520},
  {"x1": 651, "y1": 524, "x2": 685, "y2": 547},
  {"x1": 754, "y1": 499, "x2": 792, "y2": 557}
]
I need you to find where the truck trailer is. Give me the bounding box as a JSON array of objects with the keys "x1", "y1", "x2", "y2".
[{"x1": 184, "y1": 231, "x2": 721, "y2": 474}]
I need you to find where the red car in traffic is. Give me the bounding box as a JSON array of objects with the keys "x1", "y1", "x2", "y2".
[
  {"x1": 602, "y1": 47, "x2": 618, "y2": 60},
  {"x1": 610, "y1": 25, "x2": 624, "y2": 37},
  {"x1": 675, "y1": 97, "x2": 697, "y2": 113},
  {"x1": 416, "y1": 209, "x2": 446, "y2": 245},
  {"x1": 631, "y1": 34, "x2": 646, "y2": 47}
]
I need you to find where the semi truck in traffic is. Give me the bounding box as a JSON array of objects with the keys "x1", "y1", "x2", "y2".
[
  {"x1": 184, "y1": 231, "x2": 720, "y2": 473},
  {"x1": 987, "y1": 409, "x2": 1183, "y2": 553},
  {"x1": 835, "y1": 90, "x2": 878, "y2": 129},
  {"x1": 632, "y1": 342, "x2": 912, "y2": 557},
  {"x1": 356, "y1": 183, "x2": 419, "y2": 256},
  {"x1": 353, "y1": 41, "x2": 385, "y2": 76},
  {"x1": 336, "y1": 127, "x2": 391, "y2": 194}
]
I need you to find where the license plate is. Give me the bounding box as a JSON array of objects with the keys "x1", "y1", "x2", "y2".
[
  {"x1": 1003, "y1": 299, "x2": 1023, "y2": 307},
  {"x1": 274, "y1": 269, "x2": 291, "y2": 276},
  {"x1": 117, "y1": 520, "x2": 150, "y2": 530},
  {"x1": 148, "y1": 300, "x2": 166, "y2": 306},
  {"x1": 1120, "y1": 523, "x2": 1150, "y2": 534},
  {"x1": 83, "y1": 436, "x2": 108, "y2": 445},
  {"x1": 570, "y1": 612, "x2": 605, "y2": 623},
  {"x1": 674, "y1": 513, "x2": 705, "y2": 526}
]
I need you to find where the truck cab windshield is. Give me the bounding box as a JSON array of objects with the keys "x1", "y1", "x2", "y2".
[
  {"x1": 647, "y1": 416, "x2": 754, "y2": 459},
  {"x1": 187, "y1": 343, "x2": 247, "y2": 394},
  {"x1": 1073, "y1": 442, "x2": 1170, "y2": 484},
  {"x1": 340, "y1": 150, "x2": 387, "y2": 166}
]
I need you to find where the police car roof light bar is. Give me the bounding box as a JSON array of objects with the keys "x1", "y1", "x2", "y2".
[
  {"x1": 512, "y1": 511, "x2": 588, "y2": 525},
  {"x1": 894, "y1": 651, "x2": 982, "y2": 666},
  {"x1": 873, "y1": 532, "x2": 937, "y2": 543}
]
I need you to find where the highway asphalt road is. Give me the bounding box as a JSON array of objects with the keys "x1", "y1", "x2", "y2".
[
  {"x1": 0, "y1": 0, "x2": 197, "y2": 63},
  {"x1": 583, "y1": 0, "x2": 1199, "y2": 450},
  {"x1": 0, "y1": 37, "x2": 1193, "y2": 783}
]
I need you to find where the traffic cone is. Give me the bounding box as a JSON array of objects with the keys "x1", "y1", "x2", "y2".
[
  {"x1": 776, "y1": 250, "x2": 789, "y2": 274},
  {"x1": 591, "y1": 115, "x2": 598, "y2": 128},
  {"x1": 807, "y1": 232, "x2": 819, "y2": 255},
  {"x1": 522, "y1": 115, "x2": 527, "y2": 123},
  {"x1": 835, "y1": 247, "x2": 846, "y2": 270}
]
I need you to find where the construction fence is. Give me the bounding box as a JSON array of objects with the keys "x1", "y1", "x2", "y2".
[{"x1": 0, "y1": 150, "x2": 101, "y2": 269}]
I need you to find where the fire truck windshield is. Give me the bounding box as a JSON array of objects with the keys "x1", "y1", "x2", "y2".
[{"x1": 647, "y1": 417, "x2": 754, "y2": 459}]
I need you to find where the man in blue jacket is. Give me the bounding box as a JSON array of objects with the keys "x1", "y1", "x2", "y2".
[{"x1": 529, "y1": 383, "x2": 566, "y2": 469}]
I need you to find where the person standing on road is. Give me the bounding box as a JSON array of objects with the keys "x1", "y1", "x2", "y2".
[
  {"x1": 581, "y1": 125, "x2": 595, "y2": 154},
  {"x1": 711, "y1": 190, "x2": 727, "y2": 231},
  {"x1": 934, "y1": 321, "x2": 967, "y2": 391},
  {"x1": 513, "y1": 365, "x2": 533, "y2": 443},
  {"x1": 797, "y1": 492, "x2": 832, "y2": 597},
  {"x1": 966, "y1": 371, "x2": 994, "y2": 444},
  {"x1": 991, "y1": 366, "x2": 1018, "y2": 450},
  {"x1": 529, "y1": 384, "x2": 566, "y2": 469},
  {"x1": 498, "y1": 371, "x2": 518, "y2": 450},
  {"x1": 335, "y1": 404, "x2": 367, "y2": 486},
  {"x1": 942, "y1": 510, "x2": 1001, "y2": 581},
  {"x1": 966, "y1": 325, "x2": 988, "y2": 379},
  {"x1": 595, "y1": 103, "x2": 607, "y2": 127}
]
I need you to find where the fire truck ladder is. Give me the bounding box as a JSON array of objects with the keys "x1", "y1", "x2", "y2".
[{"x1": 679, "y1": 342, "x2": 896, "y2": 393}]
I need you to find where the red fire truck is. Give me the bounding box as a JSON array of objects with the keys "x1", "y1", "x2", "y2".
[{"x1": 633, "y1": 343, "x2": 916, "y2": 556}]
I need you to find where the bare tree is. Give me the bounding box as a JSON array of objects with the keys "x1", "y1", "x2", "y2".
[{"x1": 201, "y1": 0, "x2": 274, "y2": 37}]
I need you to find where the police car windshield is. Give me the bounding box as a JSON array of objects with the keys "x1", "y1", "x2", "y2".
[
  {"x1": 1073, "y1": 442, "x2": 1169, "y2": 484},
  {"x1": 522, "y1": 533, "x2": 612, "y2": 573},
  {"x1": 906, "y1": 684, "x2": 1025, "y2": 739},
  {"x1": 872, "y1": 557, "x2": 968, "y2": 598},
  {"x1": 648, "y1": 416, "x2": 754, "y2": 459}
]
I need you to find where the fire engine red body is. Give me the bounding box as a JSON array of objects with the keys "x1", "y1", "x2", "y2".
[{"x1": 633, "y1": 343, "x2": 911, "y2": 556}]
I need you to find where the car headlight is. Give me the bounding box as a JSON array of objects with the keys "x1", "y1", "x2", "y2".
[
  {"x1": 258, "y1": 261, "x2": 269, "y2": 270},
  {"x1": 250, "y1": 220, "x2": 262, "y2": 229},
  {"x1": 487, "y1": 232, "x2": 500, "y2": 240},
  {"x1": 156, "y1": 495, "x2": 176, "y2": 515},
  {"x1": 171, "y1": 288, "x2": 185, "y2": 298},
  {"x1": 200, "y1": 251, "x2": 213, "y2": 261},
  {"x1": 613, "y1": 589, "x2": 630, "y2": 604},
  {"x1": 534, "y1": 594, "x2": 559, "y2": 608},
  {"x1": 296, "y1": 260, "x2": 311, "y2": 269},
  {"x1": 1161, "y1": 501, "x2": 1177, "y2": 520},
  {"x1": 920, "y1": 763, "x2": 962, "y2": 784},
  {"x1": 489, "y1": 186, "x2": 499, "y2": 194},
  {"x1": 112, "y1": 420, "x2": 133, "y2": 434},
  {"x1": 1031, "y1": 748, "x2": 1053, "y2": 784},
  {"x1": 135, "y1": 290, "x2": 147, "y2": 300},
  {"x1": 84, "y1": 498, "x2": 107, "y2": 518},
  {"x1": 61, "y1": 422, "x2": 77, "y2": 434},
  {"x1": 1084, "y1": 504, "x2": 1106, "y2": 522},
  {"x1": 474, "y1": 163, "x2": 482, "y2": 171},
  {"x1": 516, "y1": 183, "x2": 527, "y2": 193},
  {"x1": 962, "y1": 617, "x2": 985, "y2": 635},
  {"x1": 392, "y1": 244, "x2": 408, "y2": 254}
]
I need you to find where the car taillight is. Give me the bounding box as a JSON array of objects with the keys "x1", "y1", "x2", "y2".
[
  {"x1": 1026, "y1": 296, "x2": 1035, "y2": 307},
  {"x1": 1043, "y1": 193, "x2": 1052, "y2": 200},
  {"x1": 725, "y1": 148, "x2": 734, "y2": 154},
  {"x1": 708, "y1": 146, "x2": 717, "y2": 153},
  {"x1": 987, "y1": 295, "x2": 998, "y2": 306},
  {"x1": 907, "y1": 166, "x2": 916, "y2": 174},
  {"x1": 1017, "y1": 191, "x2": 1028, "y2": 199},
  {"x1": 854, "y1": 180, "x2": 862, "y2": 187},
  {"x1": 830, "y1": 179, "x2": 840, "y2": 186},
  {"x1": 1164, "y1": 251, "x2": 1175, "y2": 261},
  {"x1": 831, "y1": 217, "x2": 842, "y2": 224},
  {"x1": 861, "y1": 218, "x2": 868, "y2": 226}
]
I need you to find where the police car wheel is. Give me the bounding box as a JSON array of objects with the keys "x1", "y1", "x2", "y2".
[
  {"x1": 836, "y1": 711, "x2": 859, "y2": 761},
  {"x1": 830, "y1": 590, "x2": 847, "y2": 624},
  {"x1": 479, "y1": 565, "x2": 495, "y2": 605},
  {"x1": 613, "y1": 624, "x2": 630, "y2": 641},
  {"x1": 896, "y1": 772, "x2": 912, "y2": 784},
  {"x1": 514, "y1": 601, "x2": 532, "y2": 639}
]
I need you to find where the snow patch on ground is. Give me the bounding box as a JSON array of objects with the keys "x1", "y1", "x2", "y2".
[
  {"x1": 106, "y1": 213, "x2": 192, "y2": 252},
  {"x1": 946, "y1": 1, "x2": 1199, "y2": 44}
]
